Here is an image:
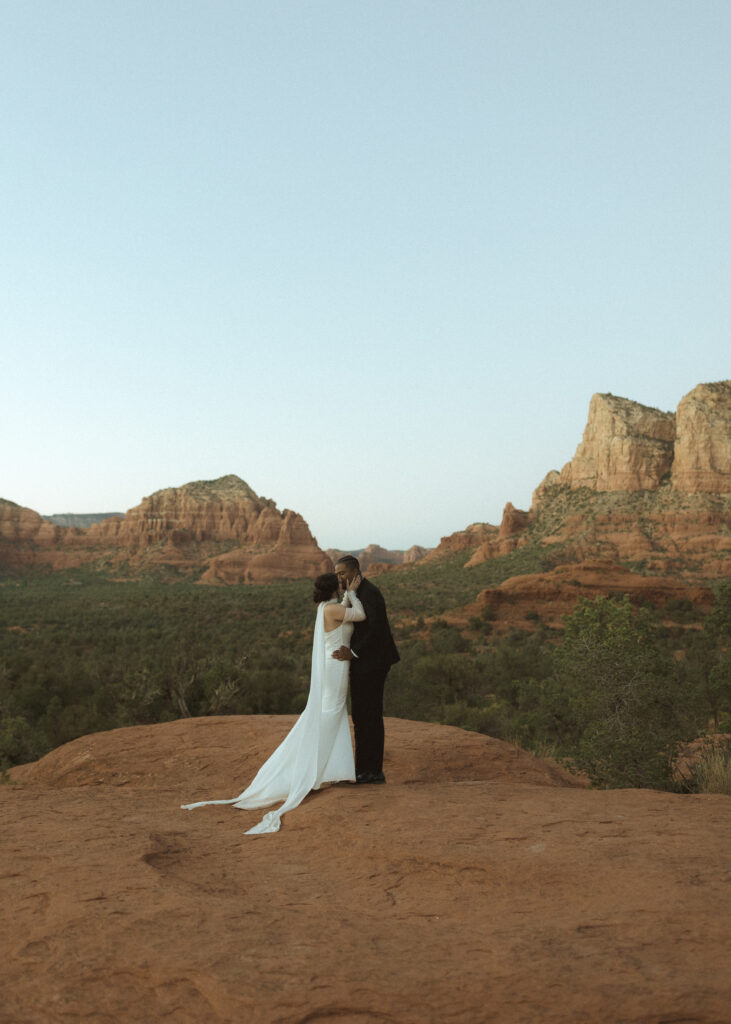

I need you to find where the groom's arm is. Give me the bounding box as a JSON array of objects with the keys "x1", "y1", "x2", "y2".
[{"x1": 349, "y1": 583, "x2": 386, "y2": 660}]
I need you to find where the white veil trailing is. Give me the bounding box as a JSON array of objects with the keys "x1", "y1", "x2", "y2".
[{"x1": 182, "y1": 600, "x2": 343, "y2": 835}]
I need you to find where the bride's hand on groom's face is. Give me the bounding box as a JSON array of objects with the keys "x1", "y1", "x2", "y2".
[{"x1": 350, "y1": 573, "x2": 362, "y2": 592}]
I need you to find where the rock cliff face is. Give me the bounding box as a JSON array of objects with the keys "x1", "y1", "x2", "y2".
[
  {"x1": 423, "y1": 521, "x2": 499, "y2": 561},
  {"x1": 200, "y1": 508, "x2": 331, "y2": 585},
  {"x1": 559, "y1": 393, "x2": 675, "y2": 492},
  {"x1": 558, "y1": 382, "x2": 731, "y2": 495},
  {"x1": 463, "y1": 502, "x2": 532, "y2": 567},
  {"x1": 671, "y1": 381, "x2": 731, "y2": 493},
  {"x1": 0, "y1": 477, "x2": 332, "y2": 584},
  {"x1": 431, "y1": 381, "x2": 731, "y2": 583},
  {"x1": 0, "y1": 499, "x2": 88, "y2": 571},
  {"x1": 87, "y1": 475, "x2": 282, "y2": 551}
]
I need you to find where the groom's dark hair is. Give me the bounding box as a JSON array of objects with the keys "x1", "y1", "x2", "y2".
[{"x1": 335, "y1": 554, "x2": 360, "y2": 572}]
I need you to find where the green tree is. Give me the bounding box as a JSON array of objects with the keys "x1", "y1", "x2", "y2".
[
  {"x1": 552, "y1": 595, "x2": 693, "y2": 789},
  {"x1": 682, "y1": 583, "x2": 731, "y2": 731}
]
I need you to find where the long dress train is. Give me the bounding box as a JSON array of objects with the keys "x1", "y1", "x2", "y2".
[{"x1": 181, "y1": 596, "x2": 361, "y2": 834}]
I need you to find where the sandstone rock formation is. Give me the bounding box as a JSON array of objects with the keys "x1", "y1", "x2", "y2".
[
  {"x1": 3, "y1": 716, "x2": 730, "y2": 1023},
  {"x1": 671, "y1": 380, "x2": 731, "y2": 493},
  {"x1": 531, "y1": 468, "x2": 561, "y2": 505},
  {"x1": 559, "y1": 392, "x2": 675, "y2": 491},
  {"x1": 464, "y1": 502, "x2": 532, "y2": 566},
  {"x1": 87, "y1": 474, "x2": 271, "y2": 547},
  {"x1": 201, "y1": 509, "x2": 332, "y2": 585},
  {"x1": 472, "y1": 560, "x2": 715, "y2": 630},
  {"x1": 0, "y1": 499, "x2": 88, "y2": 571},
  {"x1": 0, "y1": 477, "x2": 332, "y2": 584},
  {"x1": 431, "y1": 381, "x2": 731, "y2": 583},
  {"x1": 558, "y1": 381, "x2": 731, "y2": 496},
  {"x1": 423, "y1": 521, "x2": 500, "y2": 561},
  {"x1": 402, "y1": 544, "x2": 428, "y2": 563}
]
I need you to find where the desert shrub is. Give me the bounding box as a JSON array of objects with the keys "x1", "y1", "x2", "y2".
[
  {"x1": 550, "y1": 595, "x2": 695, "y2": 789},
  {"x1": 680, "y1": 583, "x2": 731, "y2": 731},
  {"x1": 386, "y1": 651, "x2": 482, "y2": 720},
  {"x1": 691, "y1": 739, "x2": 731, "y2": 795},
  {"x1": 663, "y1": 597, "x2": 700, "y2": 623},
  {"x1": 440, "y1": 699, "x2": 513, "y2": 737},
  {"x1": 427, "y1": 619, "x2": 470, "y2": 654},
  {"x1": 0, "y1": 714, "x2": 38, "y2": 769}
]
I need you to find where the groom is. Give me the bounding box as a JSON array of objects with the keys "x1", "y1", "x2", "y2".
[{"x1": 332, "y1": 555, "x2": 399, "y2": 784}]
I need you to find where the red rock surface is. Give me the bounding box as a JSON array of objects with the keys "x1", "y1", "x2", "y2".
[
  {"x1": 464, "y1": 502, "x2": 532, "y2": 565},
  {"x1": 3, "y1": 716, "x2": 730, "y2": 1024}
]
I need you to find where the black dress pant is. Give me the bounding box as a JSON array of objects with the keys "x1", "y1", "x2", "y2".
[{"x1": 349, "y1": 664, "x2": 388, "y2": 775}]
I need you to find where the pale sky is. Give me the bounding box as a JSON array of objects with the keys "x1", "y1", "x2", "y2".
[{"x1": 2, "y1": 1, "x2": 729, "y2": 550}]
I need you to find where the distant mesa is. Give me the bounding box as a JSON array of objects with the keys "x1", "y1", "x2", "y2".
[
  {"x1": 0, "y1": 475, "x2": 331, "y2": 584},
  {"x1": 43, "y1": 512, "x2": 124, "y2": 529},
  {"x1": 327, "y1": 543, "x2": 432, "y2": 572}
]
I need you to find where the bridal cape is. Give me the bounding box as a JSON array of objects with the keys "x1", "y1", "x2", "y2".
[{"x1": 181, "y1": 598, "x2": 356, "y2": 834}]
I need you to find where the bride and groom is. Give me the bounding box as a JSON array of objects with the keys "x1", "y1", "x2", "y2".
[{"x1": 182, "y1": 556, "x2": 399, "y2": 834}]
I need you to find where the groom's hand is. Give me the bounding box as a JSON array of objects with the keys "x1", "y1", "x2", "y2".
[{"x1": 331, "y1": 646, "x2": 354, "y2": 661}]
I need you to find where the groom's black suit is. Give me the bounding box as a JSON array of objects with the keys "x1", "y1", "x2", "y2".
[{"x1": 348, "y1": 576, "x2": 399, "y2": 777}]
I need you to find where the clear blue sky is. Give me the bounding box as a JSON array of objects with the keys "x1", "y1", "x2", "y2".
[{"x1": 2, "y1": 1, "x2": 729, "y2": 550}]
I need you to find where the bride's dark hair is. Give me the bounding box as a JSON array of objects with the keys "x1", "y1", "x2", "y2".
[{"x1": 312, "y1": 572, "x2": 339, "y2": 603}]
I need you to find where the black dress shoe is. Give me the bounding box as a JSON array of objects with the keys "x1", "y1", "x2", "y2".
[{"x1": 356, "y1": 771, "x2": 386, "y2": 785}]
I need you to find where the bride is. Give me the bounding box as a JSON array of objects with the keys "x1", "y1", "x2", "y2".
[{"x1": 181, "y1": 572, "x2": 365, "y2": 834}]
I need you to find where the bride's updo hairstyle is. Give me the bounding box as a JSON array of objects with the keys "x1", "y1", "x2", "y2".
[{"x1": 312, "y1": 572, "x2": 339, "y2": 603}]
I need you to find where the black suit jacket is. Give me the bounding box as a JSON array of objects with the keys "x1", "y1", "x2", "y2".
[{"x1": 349, "y1": 577, "x2": 400, "y2": 674}]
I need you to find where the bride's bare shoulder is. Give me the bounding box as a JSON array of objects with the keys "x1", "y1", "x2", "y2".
[{"x1": 323, "y1": 602, "x2": 343, "y2": 628}]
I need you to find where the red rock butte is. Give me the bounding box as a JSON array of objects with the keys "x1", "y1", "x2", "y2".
[
  {"x1": 0, "y1": 474, "x2": 332, "y2": 583},
  {"x1": 424, "y1": 381, "x2": 730, "y2": 623},
  {"x1": 2, "y1": 716, "x2": 730, "y2": 1023}
]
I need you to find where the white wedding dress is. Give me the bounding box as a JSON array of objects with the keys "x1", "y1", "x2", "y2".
[{"x1": 181, "y1": 593, "x2": 363, "y2": 834}]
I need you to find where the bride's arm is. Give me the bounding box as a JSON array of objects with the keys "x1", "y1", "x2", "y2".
[
  {"x1": 342, "y1": 590, "x2": 366, "y2": 623},
  {"x1": 328, "y1": 591, "x2": 366, "y2": 624},
  {"x1": 328, "y1": 575, "x2": 366, "y2": 625}
]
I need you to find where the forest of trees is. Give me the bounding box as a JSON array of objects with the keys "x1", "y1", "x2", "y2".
[{"x1": 1, "y1": 555, "x2": 729, "y2": 792}]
